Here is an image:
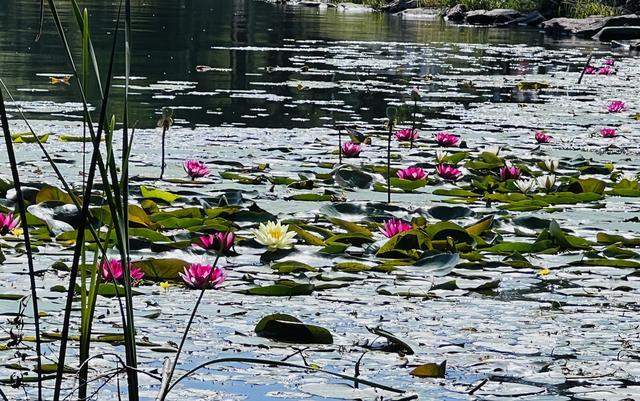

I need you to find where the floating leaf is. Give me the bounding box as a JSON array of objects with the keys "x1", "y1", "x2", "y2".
[
  {"x1": 255, "y1": 313, "x2": 333, "y2": 344},
  {"x1": 410, "y1": 361, "x2": 447, "y2": 378}
]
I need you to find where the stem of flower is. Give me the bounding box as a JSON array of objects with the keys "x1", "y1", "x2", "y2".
[
  {"x1": 410, "y1": 100, "x2": 416, "y2": 150},
  {"x1": 338, "y1": 127, "x2": 342, "y2": 164},
  {"x1": 160, "y1": 125, "x2": 167, "y2": 179},
  {"x1": 387, "y1": 121, "x2": 392, "y2": 204}
]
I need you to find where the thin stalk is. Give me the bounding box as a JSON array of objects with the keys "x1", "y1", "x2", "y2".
[
  {"x1": 160, "y1": 125, "x2": 167, "y2": 179},
  {"x1": 0, "y1": 86, "x2": 42, "y2": 400},
  {"x1": 120, "y1": 0, "x2": 140, "y2": 397},
  {"x1": 410, "y1": 100, "x2": 416, "y2": 150},
  {"x1": 577, "y1": 53, "x2": 593, "y2": 85},
  {"x1": 168, "y1": 357, "x2": 405, "y2": 395},
  {"x1": 387, "y1": 122, "x2": 392, "y2": 204},
  {"x1": 338, "y1": 127, "x2": 342, "y2": 164},
  {"x1": 82, "y1": 8, "x2": 89, "y2": 193},
  {"x1": 158, "y1": 255, "x2": 220, "y2": 401}
]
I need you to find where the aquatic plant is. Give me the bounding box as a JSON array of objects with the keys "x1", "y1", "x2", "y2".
[
  {"x1": 598, "y1": 66, "x2": 614, "y2": 75},
  {"x1": 341, "y1": 141, "x2": 362, "y2": 158},
  {"x1": 515, "y1": 178, "x2": 535, "y2": 194},
  {"x1": 395, "y1": 128, "x2": 419, "y2": 142},
  {"x1": 180, "y1": 263, "x2": 225, "y2": 289},
  {"x1": 195, "y1": 232, "x2": 236, "y2": 254},
  {"x1": 583, "y1": 66, "x2": 597, "y2": 74},
  {"x1": 600, "y1": 127, "x2": 618, "y2": 138},
  {"x1": 380, "y1": 218, "x2": 412, "y2": 238},
  {"x1": 608, "y1": 100, "x2": 626, "y2": 113},
  {"x1": 100, "y1": 258, "x2": 145, "y2": 284},
  {"x1": 543, "y1": 158, "x2": 559, "y2": 173},
  {"x1": 158, "y1": 107, "x2": 174, "y2": 180},
  {"x1": 396, "y1": 166, "x2": 427, "y2": 181},
  {"x1": 537, "y1": 174, "x2": 556, "y2": 191},
  {"x1": 436, "y1": 164, "x2": 462, "y2": 181},
  {"x1": 499, "y1": 164, "x2": 522, "y2": 180},
  {"x1": 253, "y1": 221, "x2": 297, "y2": 251},
  {"x1": 435, "y1": 132, "x2": 460, "y2": 147},
  {"x1": 0, "y1": 212, "x2": 18, "y2": 235},
  {"x1": 409, "y1": 86, "x2": 421, "y2": 149},
  {"x1": 535, "y1": 131, "x2": 552, "y2": 144},
  {"x1": 386, "y1": 106, "x2": 398, "y2": 203},
  {"x1": 605, "y1": 58, "x2": 615, "y2": 66},
  {"x1": 436, "y1": 150, "x2": 449, "y2": 163},
  {"x1": 183, "y1": 159, "x2": 210, "y2": 180}
]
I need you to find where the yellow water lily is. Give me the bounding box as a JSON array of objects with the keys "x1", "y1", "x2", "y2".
[
  {"x1": 252, "y1": 221, "x2": 297, "y2": 251},
  {"x1": 537, "y1": 267, "x2": 551, "y2": 277},
  {"x1": 159, "y1": 281, "x2": 171, "y2": 290}
]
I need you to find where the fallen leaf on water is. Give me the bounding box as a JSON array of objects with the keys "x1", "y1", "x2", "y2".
[{"x1": 410, "y1": 360, "x2": 446, "y2": 378}]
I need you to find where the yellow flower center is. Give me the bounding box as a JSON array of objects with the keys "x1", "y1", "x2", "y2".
[{"x1": 268, "y1": 228, "x2": 283, "y2": 240}]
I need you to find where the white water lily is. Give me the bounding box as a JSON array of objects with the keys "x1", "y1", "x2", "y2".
[
  {"x1": 543, "y1": 158, "x2": 559, "y2": 173},
  {"x1": 252, "y1": 220, "x2": 297, "y2": 251},
  {"x1": 536, "y1": 174, "x2": 556, "y2": 191},
  {"x1": 619, "y1": 173, "x2": 638, "y2": 182},
  {"x1": 436, "y1": 150, "x2": 449, "y2": 164},
  {"x1": 515, "y1": 178, "x2": 535, "y2": 194}
]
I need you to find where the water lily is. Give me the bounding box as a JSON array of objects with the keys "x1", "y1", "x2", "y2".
[
  {"x1": 183, "y1": 160, "x2": 209, "y2": 180},
  {"x1": 598, "y1": 66, "x2": 614, "y2": 75},
  {"x1": 604, "y1": 58, "x2": 615, "y2": 66},
  {"x1": 608, "y1": 100, "x2": 626, "y2": 113},
  {"x1": 100, "y1": 258, "x2": 144, "y2": 284},
  {"x1": 194, "y1": 231, "x2": 236, "y2": 254},
  {"x1": 600, "y1": 127, "x2": 618, "y2": 138},
  {"x1": 499, "y1": 164, "x2": 521, "y2": 181},
  {"x1": 380, "y1": 218, "x2": 412, "y2": 238},
  {"x1": 515, "y1": 178, "x2": 535, "y2": 194},
  {"x1": 434, "y1": 132, "x2": 460, "y2": 147},
  {"x1": 180, "y1": 263, "x2": 225, "y2": 289},
  {"x1": 583, "y1": 66, "x2": 597, "y2": 75},
  {"x1": 535, "y1": 132, "x2": 552, "y2": 144},
  {"x1": 436, "y1": 150, "x2": 449, "y2": 164},
  {"x1": 0, "y1": 212, "x2": 19, "y2": 235},
  {"x1": 395, "y1": 128, "x2": 419, "y2": 142},
  {"x1": 252, "y1": 220, "x2": 297, "y2": 251},
  {"x1": 436, "y1": 164, "x2": 462, "y2": 181},
  {"x1": 536, "y1": 174, "x2": 556, "y2": 191},
  {"x1": 396, "y1": 166, "x2": 427, "y2": 181},
  {"x1": 542, "y1": 158, "x2": 559, "y2": 173},
  {"x1": 341, "y1": 142, "x2": 362, "y2": 158}
]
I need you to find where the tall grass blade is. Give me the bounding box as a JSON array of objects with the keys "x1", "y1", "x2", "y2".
[{"x1": 0, "y1": 85, "x2": 43, "y2": 401}]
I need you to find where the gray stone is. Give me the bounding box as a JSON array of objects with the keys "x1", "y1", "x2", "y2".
[
  {"x1": 445, "y1": 4, "x2": 466, "y2": 22},
  {"x1": 542, "y1": 14, "x2": 640, "y2": 38},
  {"x1": 466, "y1": 9, "x2": 522, "y2": 25},
  {"x1": 631, "y1": 40, "x2": 640, "y2": 49},
  {"x1": 380, "y1": 0, "x2": 418, "y2": 13},
  {"x1": 593, "y1": 26, "x2": 640, "y2": 41},
  {"x1": 396, "y1": 7, "x2": 439, "y2": 20},
  {"x1": 336, "y1": 2, "x2": 373, "y2": 13}
]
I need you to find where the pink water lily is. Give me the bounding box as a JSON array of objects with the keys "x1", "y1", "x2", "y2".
[
  {"x1": 194, "y1": 232, "x2": 236, "y2": 253},
  {"x1": 600, "y1": 127, "x2": 618, "y2": 138},
  {"x1": 100, "y1": 259, "x2": 145, "y2": 284},
  {"x1": 183, "y1": 160, "x2": 209, "y2": 179},
  {"x1": 583, "y1": 66, "x2": 597, "y2": 75},
  {"x1": 436, "y1": 164, "x2": 462, "y2": 181},
  {"x1": 598, "y1": 66, "x2": 614, "y2": 75},
  {"x1": 604, "y1": 58, "x2": 615, "y2": 66},
  {"x1": 435, "y1": 132, "x2": 460, "y2": 147},
  {"x1": 608, "y1": 100, "x2": 626, "y2": 113},
  {"x1": 395, "y1": 128, "x2": 419, "y2": 142},
  {"x1": 396, "y1": 166, "x2": 427, "y2": 181},
  {"x1": 535, "y1": 132, "x2": 552, "y2": 144},
  {"x1": 0, "y1": 212, "x2": 19, "y2": 235},
  {"x1": 499, "y1": 165, "x2": 521, "y2": 181},
  {"x1": 380, "y1": 218, "x2": 412, "y2": 238},
  {"x1": 410, "y1": 86, "x2": 421, "y2": 101},
  {"x1": 341, "y1": 142, "x2": 361, "y2": 158},
  {"x1": 180, "y1": 263, "x2": 225, "y2": 289}
]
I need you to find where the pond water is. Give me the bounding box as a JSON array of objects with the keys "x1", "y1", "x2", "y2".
[{"x1": 1, "y1": 1, "x2": 640, "y2": 401}]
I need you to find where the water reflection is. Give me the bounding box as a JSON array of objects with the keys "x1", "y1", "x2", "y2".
[{"x1": 0, "y1": 0, "x2": 604, "y2": 129}]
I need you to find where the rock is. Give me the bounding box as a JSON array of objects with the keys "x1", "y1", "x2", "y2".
[
  {"x1": 336, "y1": 2, "x2": 372, "y2": 13},
  {"x1": 593, "y1": 26, "x2": 640, "y2": 41},
  {"x1": 633, "y1": 40, "x2": 640, "y2": 49},
  {"x1": 395, "y1": 7, "x2": 439, "y2": 20},
  {"x1": 466, "y1": 9, "x2": 522, "y2": 25},
  {"x1": 542, "y1": 14, "x2": 640, "y2": 38},
  {"x1": 380, "y1": 0, "x2": 418, "y2": 13},
  {"x1": 445, "y1": 4, "x2": 466, "y2": 22},
  {"x1": 496, "y1": 10, "x2": 544, "y2": 27}
]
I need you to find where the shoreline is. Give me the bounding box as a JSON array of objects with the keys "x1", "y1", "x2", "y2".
[{"x1": 267, "y1": 0, "x2": 640, "y2": 48}]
